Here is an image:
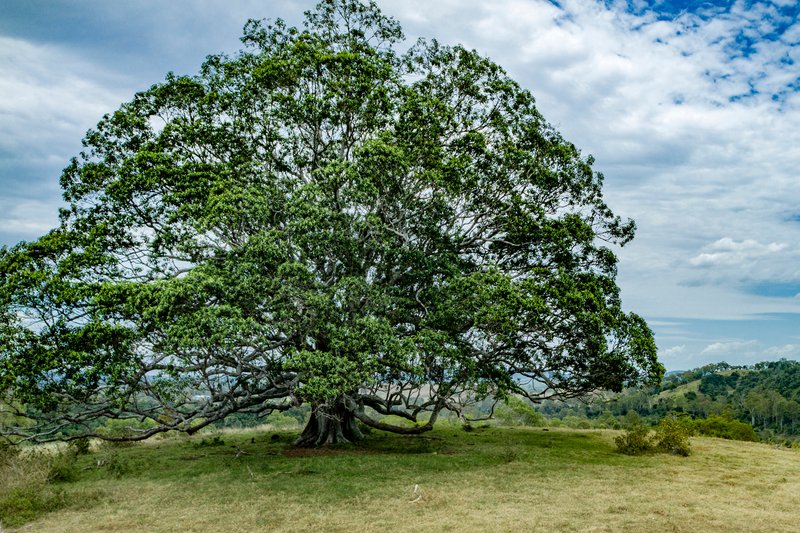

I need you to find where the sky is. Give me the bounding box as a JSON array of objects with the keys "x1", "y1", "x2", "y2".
[{"x1": 1, "y1": 0, "x2": 799, "y2": 370}]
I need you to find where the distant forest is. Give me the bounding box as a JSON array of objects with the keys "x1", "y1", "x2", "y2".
[{"x1": 536, "y1": 359, "x2": 800, "y2": 444}]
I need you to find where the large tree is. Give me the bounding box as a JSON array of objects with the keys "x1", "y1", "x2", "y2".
[{"x1": 0, "y1": 0, "x2": 661, "y2": 446}]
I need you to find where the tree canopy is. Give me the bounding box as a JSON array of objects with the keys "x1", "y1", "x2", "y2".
[{"x1": 0, "y1": 0, "x2": 661, "y2": 446}]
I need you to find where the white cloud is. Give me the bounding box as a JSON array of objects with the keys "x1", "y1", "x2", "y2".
[
  {"x1": 660, "y1": 345, "x2": 686, "y2": 357},
  {"x1": 0, "y1": 198, "x2": 60, "y2": 240},
  {"x1": 700, "y1": 340, "x2": 758, "y2": 356},
  {"x1": 689, "y1": 238, "x2": 788, "y2": 267},
  {"x1": 0, "y1": 37, "x2": 132, "y2": 245},
  {"x1": 763, "y1": 344, "x2": 800, "y2": 358},
  {"x1": 0, "y1": 37, "x2": 128, "y2": 164},
  {"x1": 0, "y1": 38, "x2": 138, "y2": 226}
]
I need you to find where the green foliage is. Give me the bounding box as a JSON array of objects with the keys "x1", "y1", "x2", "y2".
[
  {"x1": 691, "y1": 415, "x2": 759, "y2": 442},
  {"x1": 595, "y1": 411, "x2": 621, "y2": 429},
  {"x1": 103, "y1": 453, "x2": 131, "y2": 479},
  {"x1": 615, "y1": 414, "x2": 692, "y2": 456},
  {"x1": 562, "y1": 415, "x2": 593, "y2": 429},
  {"x1": 614, "y1": 414, "x2": 653, "y2": 455},
  {"x1": 0, "y1": 486, "x2": 67, "y2": 528},
  {"x1": 195, "y1": 435, "x2": 225, "y2": 447},
  {"x1": 653, "y1": 415, "x2": 692, "y2": 456},
  {"x1": 265, "y1": 411, "x2": 302, "y2": 430},
  {"x1": 0, "y1": 0, "x2": 660, "y2": 446},
  {"x1": 96, "y1": 418, "x2": 157, "y2": 445},
  {"x1": 495, "y1": 396, "x2": 545, "y2": 426},
  {"x1": 46, "y1": 452, "x2": 80, "y2": 483}
]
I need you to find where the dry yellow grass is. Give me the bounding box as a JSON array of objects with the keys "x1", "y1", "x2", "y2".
[{"x1": 11, "y1": 428, "x2": 800, "y2": 533}]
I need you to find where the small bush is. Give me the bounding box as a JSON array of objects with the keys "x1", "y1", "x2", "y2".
[
  {"x1": 0, "y1": 484, "x2": 102, "y2": 528},
  {"x1": 616, "y1": 414, "x2": 693, "y2": 456},
  {"x1": 654, "y1": 415, "x2": 692, "y2": 456},
  {"x1": 614, "y1": 423, "x2": 653, "y2": 455},
  {"x1": 501, "y1": 448, "x2": 519, "y2": 463},
  {"x1": 0, "y1": 485, "x2": 63, "y2": 527},
  {"x1": 0, "y1": 447, "x2": 83, "y2": 527}
]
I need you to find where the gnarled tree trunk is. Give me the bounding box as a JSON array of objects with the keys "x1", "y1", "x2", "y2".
[{"x1": 295, "y1": 401, "x2": 364, "y2": 447}]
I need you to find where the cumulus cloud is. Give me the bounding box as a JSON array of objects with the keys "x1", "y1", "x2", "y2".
[
  {"x1": 0, "y1": 197, "x2": 62, "y2": 243},
  {"x1": 660, "y1": 345, "x2": 686, "y2": 357},
  {"x1": 700, "y1": 340, "x2": 758, "y2": 355},
  {"x1": 0, "y1": 37, "x2": 135, "y2": 246},
  {"x1": 482, "y1": 0, "x2": 800, "y2": 320},
  {"x1": 763, "y1": 344, "x2": 800, "y2": 358},
  {"x1": 689, "y1": 238, "x2": 788, "y2": 267},
  {"x1": 0, "y1": 37, "x2": 128, "y2": 163}
]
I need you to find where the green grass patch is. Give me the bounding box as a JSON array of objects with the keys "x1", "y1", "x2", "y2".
[{"x1": 3, "y1": 426, "x2": 800, "y2": 532}]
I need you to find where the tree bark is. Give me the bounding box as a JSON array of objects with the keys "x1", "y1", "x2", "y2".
[{"x1": 295, "y1": 401, "x2": 364, "y2": 447}]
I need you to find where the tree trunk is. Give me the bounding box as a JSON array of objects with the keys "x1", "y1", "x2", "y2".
[{"x1": 295, "y1": 401, "x2": 364, "y2": 447}]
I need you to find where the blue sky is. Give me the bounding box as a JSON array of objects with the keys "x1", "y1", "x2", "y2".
[{"x1": 1, "y1": 0, "x2": 799, "y2": 370}]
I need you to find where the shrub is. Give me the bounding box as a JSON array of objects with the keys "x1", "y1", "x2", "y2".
[
  {"x1": 691, "y1": 415, "x2": 759, "y2": 442},
  {"x1": 616, "y1": 414, "x2": 693, "y2": 457},
  {"x1": 614, "y1": 422, "x2": 653, "y2": 455},
  {"x1": 0, "y1": 485, "x2": 63, "y2": 528},
  {"x1": 194, "y1": 435, "x2": 225, "y2": 447},
  {"x1": 653, "y1": 415, "x2": 692, "y2": 456},
  {"x1": 97, "y1": 451, "x2": 130, "y2": 479}
]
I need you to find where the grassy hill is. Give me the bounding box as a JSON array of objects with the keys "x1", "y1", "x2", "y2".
[
  {"x1": 3, "y1": 425, "x2": 800, "y2": 532},
  {"x1": 534, "y1": 360, "x2": 800, "y2": 443},
  {"x1": 655, "y1": 378, "x2": 700, "y2": 402}
]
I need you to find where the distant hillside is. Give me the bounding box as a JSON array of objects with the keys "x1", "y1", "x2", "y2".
[{"x1": 539, "y1": 359, "x2": 800, "y2": 443}]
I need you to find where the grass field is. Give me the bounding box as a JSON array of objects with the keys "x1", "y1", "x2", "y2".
[{"x1": 2, "y1": 425, "x2": 799, "y2": 532}]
